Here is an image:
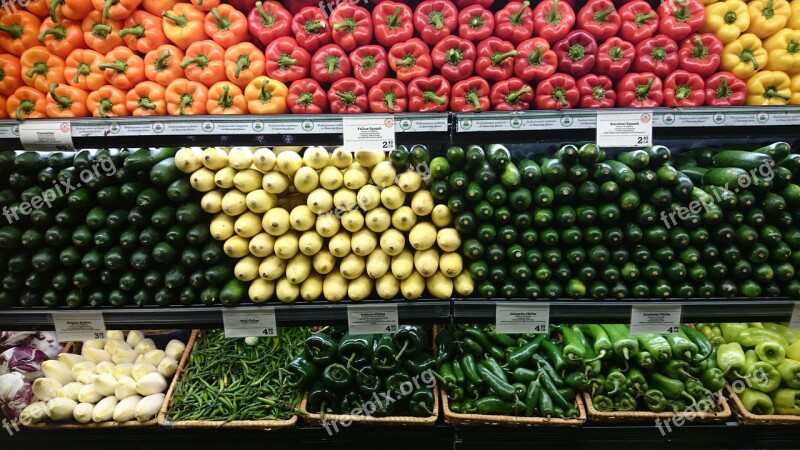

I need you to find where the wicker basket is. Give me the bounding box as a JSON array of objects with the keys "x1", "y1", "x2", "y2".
[
  {"x1": 26, "y1": 330, "x2": 195, "y2": 430},
  {"x1": 299, "y1": 385, "x2": 440, "y2": 426},
  {"x1": 582, "y1": 390, "x2": 732, "y2": 423},
  {"x1": 726, "y1": 385, "x2": 800, "y2": 425},
  {"x1": 157, "y1": 330, "x2": 299, "y2": 430},
  {"x1": 441, "y1": 388, "x2": 586, "y2": 426}
]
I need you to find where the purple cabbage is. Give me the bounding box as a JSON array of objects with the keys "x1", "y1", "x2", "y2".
[
  {"x1": 0, "y1": 332, "x2": 34, "y2": 354},
  {"x1": 0, "y1": 372, "x2": 32, "y2": 420},
  {"x1": 0, "y1": 347, "x2": 49, "y2": 381},
  {"x1": 27, "y1": 332, "x2": 62, "y2": 360}
]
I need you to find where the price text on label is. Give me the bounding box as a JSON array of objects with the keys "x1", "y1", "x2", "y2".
[
  {"x1": 597, "y1": 111, "x2": 653, "y2": 148},
  {"x1": 19, "y1": 121, "x2": 75, "y2": 152},
  {"x1": 347, "y1": 304, "x2": 399, "y2": 335},
  {"x1": 222, "y1": 308, "x2": 278, "y2": 338},
  {"x1": 343, "y1": 116, "x2": 396, "y2": 152},
  {"x1": 52, "y1": 312, "x2": 107, "y2": 342},
  {"x1": 630, "y1": 305, "x2": 683, "y2": 335},
  {"x1": 495, "y1": 303, "x2": 550, "y2": 334}
]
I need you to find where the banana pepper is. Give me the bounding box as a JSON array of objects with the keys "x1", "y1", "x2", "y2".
[
  {"x1": 772, "y1": 388, "x2": 800, "y2": 415},
  {"x1": 701, "y1": 0, "x2": 751, "y2": 44},
  {"x1": 721, "y1": 33, "x2": 767, "y2": 79},
  {"x1": 740, "y1": 388, "x2": 775, "y2": 415},
  {"x1": 746, "y1": 70, "x2": 792, "y2": 105},
  {"x1": 747, "y1": 0, "x2": 791, "y2": 39},
  {"x1": 764, "y1": 29, "x2": 800, "y2": 73}
]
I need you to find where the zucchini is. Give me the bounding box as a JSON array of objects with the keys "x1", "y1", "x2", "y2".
[
  {"x1": 676, "y1": 166, "x2": 707, "y2": 185},
  {"x1": 632, "y1": 245, "x2": 650, "y2": 264},
  {"x1": 598, "y1": 204, "x2": 621, "y2": 225},
  {"x1": 635, "y1": 169, "x2": 657, "y2": 191},
  {"x1": 619, "y1": 189, "x2": 640, "y2": 211},
  {"x1": 474, "y1": 201, "x2": 493, "y2": 220},
  {"x1": 152, "y1": 242, "x2": 178, "y2": 264},
  {"x1": 606, "y1": 160, "x2": 635, "y2": 187},
  {"x1": 713, "y1": 150, "x2": 774, "y2": 170},
  {"x1": 604, "y1": 227, "x2": 623, "y2": 247},
  {"x1": 7, "y1": 253, "x2": 31, "y2": 273},
  {"x1": 151, "y1": 205, "x2": 175, "y2": 228},
  {"x1": 576, "y1": 206, "x2": 597, "y2": 224},
  {"x1": 565, "y1": 247, "x2": 586, "y2": 266},
  {"x1": 154, "y1": 287, "x2": 176, "y2": 306},
  {"x1": 555, "y1": 205, "x2": 576, "y2": 226},
  {"x1": 138, "y1": 227, "x2": 161, "y2": 247},
  {"x1": 86, "y1": 206, "x2": 108, "y2": 230},
  {"x1": 673, "y1": 172, "x2": 694, "y2": 201},
  {"x1": 124, "y1": 147, "x2": 175, "y2": 171},
  {"x1": 599, "y1": 181, "x2": 619, "y2": 200},
  {"x1": 611, "y1": 248, "x2": 629, "y2": 265},
  {"x1": 592, "y1": 162, "x2": 614, "y2": 182},
  {"x1": 508, "y1": 188, "x2": 532, "y2": 211},
  {"x1": 577, "y1": 180, "x2": 599, "y2": 202},
  {"x1": 583, "y1": 226, "x2": 603, "y2": 244},
  {"x1": 520, "y1": 228, "x2": 537, "y2": 248},
  {"x1": 555, "y1": 145, "x2": 579, "y2": 166},
  {"x1": 430, "y1": 157, "x2": 450, "y2": 180},
  {"x1": 465, "y1": 181, "x2": 484, "y2": 203},
  {"x1": 67, "y1": 187, "x2": 92, "y2": 208},
  {"x1": 567, "y1": 163, "x2": 589, "y2": 184},
  {"x1": 762, "y1": 193, "x2": 786, "y2": 216},
  {"x1": 130, "y1": 248, "x2": 151, "y2": 270},
  {"x1": 525, "y1": 249, "x2": 542, "y2": 266},
  {"x1": 500, "y1": 163, "x2": 521, "y2": 187},
  {"x1": 603, "y1": 266, "x2": 620, "y2": 283},
  {"x1": 506, "y1": 244, "x2": 525, "y2": 263},
  {"x1": 430, "y1": 180, "x2": 449, "y2": 201},
  {"x1": 176, "y1": 202, "x2": 203, "y2": 224},
  {"x1": 150, "y1": 157, "x2": 181, "y2": 186},
  {"x1": 625, "y1": 223, "x2": 643, "y2": 243},
  {"x1": 104, "y1": 247, "x2": 128, "y2": 270},
  {"x1": 470, "y1": 261, "x2": 489, "y2": 280},
  {"x1": 474, "y1": 162, "x2": 496, "y2": 188},
  {"x1": 519, "y1": 160, "x2": 541, "y2": 187},
  {"x1": 754, "y1": 142, "x2": 793, "y2": 160},
  {"x1": 93, "y1": 227, "x2": 116, "y2": 249},
  {"x1": 465, "y1": 145, "x2": 485, "y2": 170},
  {"x1": 202, "y1": 242, "x2": 224, "y2": 265},
  {"x1": 462, "y1": 239, "x2": 485, "y2": 259},
  {"x1": 119, "y1": 227, "x2": 138, "y2": 249},
  {"x1": 486, "y1": 144, "x2": 511, "y2": 170},
  {"x1": 617, "y1": 150, "x2": 650, "y2": 171},
  {"x1": 446, "y1": 146, "x2": 466, "y2": 169},
  {"x1": 514, "y1": 211, "x2": 533, "y2": 229},
  {"x1": 449, "y1": 171, "x2": 469, "y2": 194},
  {"x1": 541, "y1": 159, "x2": 566, "y2": 185},
  {"x1": 654, "y1": 246, "x2": 676, "y2": 264},
  {"x1": 72, "y1": 225, "x2": 94, "y2": 247},
  {"x1": 578, "y1": 144, "x2": 600, "y2": 165},
  {"x1": 137, "y1": 188, "x2": 162, "y2": 210},
  {"x1": 164, "y1": 266, "x2": 187, "y2": 289},
  {"x1": 702, "y1": 167, "x2": 749, "y2": 187},
  {"x1": 21, "y1": 229, "x2": 44, "y2": 248},
  {"x1": 643, "y1": 145, "x2": 670, "y2": 167},
  {"x1": 533, "y1": 185, "x2": 554, "y2": 207},
  {"x1": 553, "y1": 182, "x2": 575, "y2": 204}
]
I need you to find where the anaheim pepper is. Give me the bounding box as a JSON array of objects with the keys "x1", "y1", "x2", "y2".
[
  {"x1": 532, "y1": 0, "x2": 576, "y2": 45},
  {"x1": 329, "y1": 2, "x2": 373, "y2": 53},
  {"x1": 553, "y1": 30, "x2": 598, "y2": 78},
  {"x1": 414, "y1": 0, "x2": 459, "y2": 46},
  {"x1": 244, "y1": 75, "x2": 288, "y2": 114},
  {"x1": 287, "y1": 78, "x2": 328, "y2": 113},
  {"x1": 144, "y1": 44, "x2": 185, "y2": 86},
  {"x1": 21, "y1": 46, "x2": 66, "y2": 93},
  {"x1": 38, "y1": 17, "x2": 85, "y2": 60},
  {"x1": 700, "y1": 0, "x2": 750, "y2": 44},
  {"x1": 119, "y1": 11, "x2": 168, "y2": 54},
  {"x1": 432, "y1": 35, "x2": 476, "y2": 83},
  {"x1": 678, "y1": 33, "x2": 723, "y2": 77},
  {"x1": 328, "y1": 76, "x2": 368, "y2": 113},
  {"x1": 618, "y1": 1, "x2": 659, "y2": 44},
  {"x1": 475, "y1": 37, "x2": 518, "y2": 82},
  {"x1": 311, "y1": 44, "x2": 352, "y2": 85},
  {"x1": 161, "y1": 3, "x2": 208, "y2": 51},
  {"x1": 388, "y1": 38, "x2": 432, "y2": 83},
  {"x1": 126, "y1": 80, "x2": 167, "y2": 115},
  {"x1": 247, "y1": 1, "x2": 291, "y2": 47},
  {"x1": 81, "y1": 10, "x2": 124, "y2": 54},
  {"x1": 577, "y1": 0, "x2": 621, "y2": 42},
  {"x1": 746, "y1": 70, "x2": 791, "y2": 105},
  {"x1": 633, "y1": 34, "x2": 679, "y2": 78},
  {"x1": 663, "y1": 69, "x2": 705, "y2": 106},
  {"x1": 495, "y1": 1, "x2": 534, "y2": 45},
  {"x1": 291, "y1": 6, "x2": 332, "y2": 54},
  {"x1": 407, "y1": 75, "x2": 450, "y2": 112},
  {"x1": 458, "y1": 4, "x2": 495, "y2": 42},
  {"x1": 490, "y1": 77, "x2": 534, "y2": 110},
  {"x1": 617, "y1": 72, "x2": 664, "y2": 107},
  {"x1": 595, "y1": 36, "x2": 635, "y2": 79},
  {"x1": 577, "y1": 73, "x2": 615, "y2": 108},
  {"x1": 350, "y1": 45, "x2": 389, "y2": 89},
  {"x1": 450, "y1": 76, "x2": 490, "y2": 112},
  {"x1": 657, "y1": 0, "x2": 705, "y2": 42},
  {"x1": 0, "y1": 55, "x2": 22, "y2": 97},
  {"x1": 65, "y1": 49, "x2": 106, "y2": 91},
  {"x1": 514, "y1": 37, "x2": 557, "y2": 81},
  {"x1": 7, "y1": 86, "x2": 47, "y2": 120},
  {"x1": 206, "y1": 80, "x2": 247, "y2": 114},
  {"x1": 264, "y1": 36, "x2": 311, "y2": 83},
  {"x1": 372, "y1": 1, "x2": 413, "y2": 48},
  {"x1": 0, "y1": 11, "x2": 43, "y2": 56},
  {"x1": 535, "y1": 73, "x2": 579, "y2": 109},
  {"x1": 87, "y1": 84, "x2": 127, "y2": 117},
  {"x1": 368, "y1": 78, "x2": 408, "y2": 113},
  {"x1": 704, "y1": 71, "x2": 746, "y2": 105},
  {"x1": 165, "y1": 77, "x2": 208, "y2": 115},
  {"x1": 46, "y1": 82, "x2": 88, "y2": 117}
]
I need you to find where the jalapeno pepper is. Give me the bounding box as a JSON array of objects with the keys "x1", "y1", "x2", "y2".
[
  {"x1": 462, "y1": 337, "x2": 484, "y2": 356},
  {"x1": 461, "y1": 354, "x2": 483, "y2": 384},
  {"x1": 507, "y1": 334, "x2": 545, "y2": 368},
  {"x1": 478, "y1": 364, "x2": 517, "y2": 400},
  {"x1": 512, "y1": 367, "x2": 539, "y2": 384},
  {"x1": 452, "y1": 359, "x2": 466, "y2": 385},
  {"x1": 532, "y1": 353, "x2": 565, "y2": 387},
  {"x1": 464, "y1": 325, "x2": 505, "y2": 360},
  {"x1": 541, "y1": 338, "x2": 570, "y2": 372},
  {"x1": 539, "y1": 369, "x2": 576, "y2": 416},
  {"x1": 476, "y1": 396, "x2": 526, "y2": 415},
  {"x1": 434, "y1": 360, "x2": 458, "y2": 390},
  {"x1": 481, "y1": 356, "x2": 508, "y2": 381},
  {"x1": 524, "y1": 379, "x2": 542, "y2": 417},
  {"x1": 485, "y1": 325, "x2": 517, "y2": 348}
]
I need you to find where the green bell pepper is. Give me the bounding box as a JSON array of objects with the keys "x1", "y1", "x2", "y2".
[
  {"x1": 771, "y1": 388, "x2": 800, "y2": 415},
  {"x1": 787, "y1": 340, "x2": 800, "y2": 361},
  {"x1": 286, "y1": 356, "x2": 318, "y2": 389},
  {"x1": 740, "y1": 388, "x2": 774, "y2": 415},
  {"x1": 304, "y1": 333, "x2": 338, "y2": 366},
  {"x1": 755, "y1": 341, "x2": 786, "y2": 366},
  {"x1": 745, "y1": 349, "x2": 781, "y2": 393},
  {"x1": 777, "y1": 360, "x2": 800, "y2": 388},
  {"x1": 338, "y1": 333, "x2": 375, "y2": 368},
  {"x1": 762, "y1": 323, "x2": 800, "y2": 344},
  {"x1": 736, "y1": 328, "x2": 789, "y2": 348},
  {"x1": 322, "y1": 363, "x2": 353, "y2": 389},
  {"x1": 409, "y1": 388, "x2": 436, "y2": 417},
  {"x1": 636, "y1": 333, "x2": 673, "y2": 363},
  {"x1": 393, "y1": 325, "x2": 427, "y2": 359},
  {"x1": 717, "y1": 342, "x2": 748, "y2": 379},
  {"x1": 373, "y1": 334, "x2": 401, "y2": 373},
  {"x1": 720, "y1": 323, "x2": 748, "y2": 343}
]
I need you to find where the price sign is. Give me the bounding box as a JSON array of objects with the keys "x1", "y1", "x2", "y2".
[
  {"x1": 347, "y1": 304, "x2": 399, "y2": 335},
  {"x1": 19, "y1": 121, "x2": 75, "y2": 152},
  {"x1": 52, "y1": 312, "x2": 106, "y2": 342},
  {"x1": 630, "y1": 305, "x2": 682, "y2": 335},
  {"x1": 789, "y1": 303, "x2": 800, "y2": 331},
  {"x1": 495, "y1": 303, "x2": 550, "y2": 334},
  {"x1": 222, "y1": 308, "x2": 277, "y2": 338},
  {"x1": 597, "y1": 111, "x2": 653, "y2": 148},
  {"x1": 342, "y1": 115, "x2": 396, "y2": 152}
]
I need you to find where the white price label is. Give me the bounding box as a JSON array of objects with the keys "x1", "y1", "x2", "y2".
[
  {"x1": 495, "y1": 303, "x2": 550, "y2": 334},
  {"x1": 342, "y1": 115, "x2": 396, "y2": 152},
  {"x1": 19, "y1": 121, "x2": 75, "y2": 152},
  {"x1": 630, "y1": 305, "x2": 682, "y2": 335},
  {"x1": 597, "y1": 111, "x2": 653, "y2": 148},
  {"x1": 789, "y1": 303, "x2": 800, "y2": 331},
  {"x1": 222, "y1": 308, "x2": 277, "y2": 338},
  {"x1": 52, "y1": 312, "x2": 106, "y2": 342},
  {"x1": 347, "y1": 304, "x2": 399, "y2": 335}
]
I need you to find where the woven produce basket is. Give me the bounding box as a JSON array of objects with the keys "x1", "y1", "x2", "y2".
[
  {"x1": 726, "y1": 385, "x2": 800, "y2": 425},
  {"x1": 158, "y1": 330, "x2": 299, "y2": 430},
  {"x1": 299, "y1": 385, "x2": 440, "y2": 426},
  {"x1": 27, "y1": 330, "x2": 195, "y2": 429},
  {"x1": 441, "y1": 388, "x2": 586, "y2": 426},
  {"x1": 582, "y1": 390, "x2": 732, "y2": 423}
]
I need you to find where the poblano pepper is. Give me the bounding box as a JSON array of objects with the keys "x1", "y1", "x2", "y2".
[
  {"x1": 338, "y1": 333, "x2": 375, "y2": 368},
  {"x1": 286, "y1": 356, "x2": 318, "y2": 389},
  {"x1": 304, "y1": 332, "x2": 338, "y2": 366},
  {"x1": 308, "y1": 381, "x2": 338, "y2": 413},
  {"x1": 393, "y1": 325, "x2": 426, "y2": 359},
  {"x1": 322, "y1": 363, "x2": 353, "y2": 389},
  {"x1": 409, "y1": 388, "x2": 435, "y2": 417},
  {"x1": 356, "y1": 366, "x2": 382, "y2": 395}
]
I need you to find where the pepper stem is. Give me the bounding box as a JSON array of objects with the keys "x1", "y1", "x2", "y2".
[
  {"x1": 552, "y1": 87, "x2": 568, "y2": 106},
  {"x1": 383, "y1": 91, "x2": 396, "y2": 111},
  {"x1": 765, "y1": 87, "x2": 790, "y2": 100},
  {"x1": 428, "y1": 11, "x2": 444, "y2": 30},
  {"x1": 469, "y1": 14, "x2": 484, "y2": 30},
  {"x1": 609, "y1": 46, "x2": 623, "y2": 61},
  {"x1": 528, "y1": 45, "x2": 543, "y2": 66},
  {"x1": 634, "y1": 12, "x2": 655, "y2": 26},
  {"x1": 396, "y1": 54, "x2": 417, "y2": 68},
  {"x1": 99, "y1": 60, "x2": 128, "y2": 73},
  {"x1": 676, "y1": 84, "x2": 692, "y2": 100},
  {"x1": 99, "y1": 98, "x2": 112, "y2": 118},
  {"x1": 25, "y1": 62, "x2": 49, "y2": 79},
  {"x1": 0, "y1": 24, "x2": 22, "y2": 38},
  {"x1": 592, "y1": 85, "x2": 606, "y2": 100},
  {"x1": 505, "y1": 85, "x2": 532, "y2": 104},
  {"x1": 334, "y1": 17, "x2": 357, "y2": 32},
  {"x1": 259, "y1": 79, "x2": 273, "y2": 104},
  {"x1": 423, "y1": 91, "x2": 447, "y2": 105},
  {"x1": 179, "y1": 93, "x2": 192, "y2": 115},
  {"x1": 38, "y1": 26, "x2": 66, "y2": 42},
  {"x1": 636, "y1": 77, "x2": 654, "y2": 101},
  {"x1": 673, "y1": 0, "x2": 690, "y2": 22},
  {"x1": 211, "y1": 8, "x2": 230, "y2": 31},
  {"x1": 218, "y1": 84, "x2": 233, "y2": 109},
  {"x1": 651, "y1": 46, "x2": 666, "y2": 62},
  {"x1": 547, "y1": 0, "x2": 561, "y2": 25},
  {"x1": 277, "y1": 54, "x2": 297, "y2": 70},
  {"x1": 593, "y1": 7, "x2": 614, "y2": 23},
  {"x1": 297, "y1": 91, "x2": 313, "y2": 105},
  {"x1": 511, "y1": 1, "x2": 531, "y2": 25},
  {"x1": 256, "y1": 2, "x2": 275, "y2": 27},
  {"x1": 491, "y1": 50, "x2": 517, "y2": 66},
  {"x1": 325, "y1": 55, "x2": 339, "y2": 75},
  {"x1": 162, "y1": 12, "x2": 188, "y2": 27},
  {"x1": 445, "y1": 48, "x2": 463, "y2": 65},
  {"x1": 103, "y1": 0, "x2": 118, "y2": 19},
  {"x1": 235, "y1": 55, "x2": 250, "y2": 78},
  {"x1": 118, "y1": 25, "x2": 144, "y2": 39},
  {"x1": 154, "y1": 50, "x2": 171, "y2": 70},
  {"x1": 762, "y1": 0, "x2": 775, "y2": 19},
  {"x1": 347, "y1": 352, "x2": 357, "y2": 369},
  {"x1": 740, "y1": 49, "x2": 759, "y2": 70},
  {"x1": 466, "y1": 91, "x2": 482, "y2": 112},
  {"x1": 568, "y1": 44, "x2": 585, "y2": 61},
  {"x1": 15, "y1": 99, "x2": 34, "y2": 120},
  {"x1": 387, "y1": 6, "x2": 402, "y2": 29},
  {"x1": 360, "y1": 55, "x2": 376, "y2": 70},
  {"x1": 138, "y1": 97, "x2": 156, "y2": 110},
  {"x1": 49, "y1": 0, "x2": 63, "y2": 22},
  {"x1": 691, "y1": 37, "x2": 708, "y2": 60},
  {"x1": 73, "y1": 62, "x2": 90, "y2": 84},
  {"x1": 788, "y1": 39, "x2": 799, "y2": 54},
  {"x1": 724, "y1": 11, "x2": 737, "y2": 24},
  {"x1": 395, "y1": 340, "x2": 409, "y2": 360},
  {"x1": 49, "y1": 83, "x2": 71, "y2": 110},
  {"x1": 92, "y1": 24, "x2": 112, "y2": 38},
  {"x1": 336, "y1": 90, "x2": 356, "y2": 106},
  {"x1": 304, "y1": 20, "x2": 325, "y2": 34}
]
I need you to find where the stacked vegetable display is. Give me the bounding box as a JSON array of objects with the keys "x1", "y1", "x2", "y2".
[
  {"x1": 180, "y1": 144, "x2": 473, "y2": 303},
  {"x1": 166, "y1": 328, "x2": 307, "y2": 422},
  {"x1": 441, "y1": 141, "x2": 800, "y2": 299},
  {"x1": 291, "y1": 326, "x2": 437, "y2": 417},
  {"x1": 1, "y1": 0, "x2": 798, "y2": 118},
  {"x1": 0, "y1": 148, "x2": 232, "y2": 308}
]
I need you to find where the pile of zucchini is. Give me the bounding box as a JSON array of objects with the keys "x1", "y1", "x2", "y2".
[
  {"x1": 0, "y1": 149, "x2": 233, "y2": 307},
  {"x1": 434, "y1": 141, "x2": 800, "y2": 299}
]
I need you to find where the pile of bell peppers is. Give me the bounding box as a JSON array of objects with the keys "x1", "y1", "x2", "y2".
[
  {"x1": 288, "y1": 325, "x2": 437, "y2": 418},
  {"x1": 706, "y1": 322, "x2": 800, "y2": 416},
  {"x1": 435, "y1": 324, "x2": 581, "y2": 418},
  {"x1": 0, "y1": 0, "x2": 798, "y2": 118}
]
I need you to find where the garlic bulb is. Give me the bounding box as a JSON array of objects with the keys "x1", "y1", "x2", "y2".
[
  {"x1": 113, "y1": 395, "x2": 142, "y2": 422},
  {"x1": 41, "y1": 360, "x2": 73, "y2": 386},
  {"x1": 93, "y1": 373, "x2": 117, "y2": 397},
  {"x1": 114, "y1": 376, "x2": 138, "y2": 400},
  {"x1": 81, "y1": 339, "x2": 105, "y2": 351},
  {"x1": 71, "y1": 361, "x2": 96, "y2": 385},
  {"x1": 111, "y1": 347, "x2": 139, "y2": 365},
  {"x1": 133, "y1": 339, "x2": 156, "y2": 355},
  {"x1": 46, "y1": 398, "x2": 78, "y2": 422},
  {"x1": 57, "y1": 382, "x2": 84, "y2": 402},
  {"x1": 136, "y1": 372, "x2": 167, "y2": 396},
  {"x1": 131, "y1": 363, "x2": 157, "y2": 381},
  {"x1": 32, "y1": 378, "x2": 62, "y2": 402},
  {"x1": 142, "y1": 349, "x2": 165, "y2": 367},
  {"x1": 73, "y1": 402, "x2": 94, "y2": 424},
  {"x1": 111, "y1": 363, "x2": 133, "y2": 381},
  {"x1": 78, "y1": 384, "x2": 103, "y2": 404},
  {"x1": 106, "y1": 330, "x2": 124, "y2": 341},
  {"x1": 83, "y1": 348, "x2": 112, "y2": 364},
  {"x1": 94, "y1": 361, "x2": 115, "y2": 375},
  {"x1": 92, "y1": 396, "x2": 118, "y2": 422},
  {"x1": 58, "y1": 353, "x2": 85, "y2": 368},
  {"x1": 157, "y1": 357, "x2": 178, "y2": 378},
  {"x1": 126, "y1": 330, "x2": 145, "y2": 348},
  {"x1": 165, "y1": 340, "x2": 186, "y2": 361},
  {"x1": 135, "y1": 393, "x2": 165, "y2": 422},
  {"x1": 20, "y1": 402, "x2": 49, "y2": 425}
]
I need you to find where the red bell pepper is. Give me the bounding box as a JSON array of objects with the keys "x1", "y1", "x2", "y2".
[
  {"x1": 458, "y1": 5, "x2": 495, "y2": 43},
  {"x1": 432, "y1": 35, "x2": 476, "y2": 83},
  {"x1": 495, "y1": 1, "x2": 535, "y2": 45},
  {"x1": 704, "y1": 71, "x2": 746, "y2": 106},
  {"x1": 311, "y1": 44, "x2": 351, "y2": 85},
  {"x1": 413, "y1": 0, "x2": 458, "y2": 46},
  {"x1": 287, "y1": 77, "x2": 328, "y2": 113},
  {"x1": 532, "y1": 0, "x2": 576, "y2": 45},
  {"x1": 247, "y1": 1, "x2": 291, "y2": 47},
  {"x1": 594, "y1": 36, "x2": 635, "y2": 80},
  {"x1": 577, "y1": 73, "x2": 615, "y2": 108},
  {"x1": 657, "y1": 0, "x2": 704, "y2": 42},
  {"x1": 490, "y1": 77, "x2": 534, "y2": 111},
  {"x1": 663, "y1": 70, "x2": 705, "y2": 107},
  {"x1": 553, "y1": 30, "x2": 598, "y2": 78},
  {"x1": 388, "y1": 38, "x2": 432, "y2": 83},
  {"x1": 350, "y1": 45, "x2": 389, "y2": 90},
  {"x1": 291, "y1": 6, "x2": 332, "y2": 54},
  {"x1": 328, "y1": 77, "x2": 368, "y2": 113},
  {"x1": 407, "y1": 75, "x2": 450, "y2": 112},
  {"x1": 450, "y1": 76, "x2": 490, "y2": 112},
  {"x1": 454, "y1": 0, "x2": 494, "y2": 7},
  {"x1": 284, "y1": 0, "x2": 318, "y2": 16},
  {"x1": 677, "y1": 33, "x2": 722, "y2": 78},
  {"x1": 372, "y1": 2, "x2": 414, "y2": 49},
  {"x1": 329, "y1": 3, "x2": 373, "y2": 53},
  {"x1": 617, "y1": 72, "x2": 663, "y2": 107},
  {"x1": 535, "y1": 73, "x2": 579, "y2": 109},
  {"x1": 514, "y1": 38, "x2": 557, "y2": 81},
  {"x1": 368, "y1": 78, "x2": 408, "y2": 113},
  {"x1": 577, "y1": 0, "x2": 621, "y2": 43},
  {"x1": 633, "y1": 34, "x2": 678, "y2": 79},
  {"x1": 618, "y1": 1, "x2": 658, "y2": 44},
  {"x1": 475, "y1": 37, "x2": 518, "y2": 82},
  {"x1": 264, "y1": 36, "x2": 311, "y2": 83}
]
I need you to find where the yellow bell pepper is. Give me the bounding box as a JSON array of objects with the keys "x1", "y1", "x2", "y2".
[
  {"x1": 746, "y1": 70, "x2": 792, "y2": 105},
  {"x1": 764, "y1": 29, "x2": 800, "y2": 73},
  {"x1": 722, "y1": 34, "x2": 769, "y2": 79},
  {"x1": 701, "y1": 0, "x2": 720, "y2": 5},
  {"x1": 702, "y1": 0, "x2": 751, "y2": 44},
  {"x1": 791, "y1": 73, "x2": 800, "y2": 104},
  {"x1": 790, "y1": 0, "x2": 800, "y2": 29},
  {"x1": 746, "y1": 0, "x2": 791, "y2": 39}
]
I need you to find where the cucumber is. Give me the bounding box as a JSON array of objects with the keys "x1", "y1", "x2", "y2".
[
  {"x1": 119, "y1": 271, "x2": 139, "y2": 291},
  {"x1": 470, "y1": 261, "x2": 489, "y2": 281},
  {"x1": 150, "y1": 157, "x2": 180, "y2": 186},
  {"x1": 8, "y1": 253, "x2": 31, "y2": 273},
  {"x1": 514, "y1": 211, "x2": 533, "y2": 229},
  {"x1": 152, "y1": 242, "x2": 177, "y2": 264},
  {"x1": 446, "y1": 146, "x2": 466, "y2": 169},
  {"x1": 703, "y1": 168, "x2": 749, "y2": 187},
  {"x1": 85, "y1": 207, "x2": 108, "y2": 230},
  {"x1": 474, "y1": 162, "x2": 496, "y2": 188},
  {"x1": 120, "y1": 181, "x2": 145, "y2": 203},
  {"x1": 533, "y1": 185, "x2": 554, "y2": 207},
  {"x1": 105, "y1": 247, "x2": 128, "y2": 270},
  {"x1": 21, "y1": 229, "x2": 44, "y2": 248},
  {"x1": 164, "y1": 266, "x2": 187, "y2": 289},
  {"x1": 604, "y1": 226, "x2": 624, "y2": 247},
  {"x1": 14, "y1": 151, "x2": 47, "y2": 173},
  {"x1": 599, "y1": 181, "x2": 619, "y2": 200},
  {"x1": 713, "y1": 150, "x2": 774, "y2": 170},
  {"x1": 583, "y1": 226, "x2": 603, "y2": 244},
  {"x1": 93, "y1": 227, "x2": 116, "y2": 249},
  {"x1": 619, "y1": 189, "x2": 640, "y2": 211},
  {"x1": 151, "y1": 205, "x2": 175, "y2": 228},
  {"x1": 202, "y1": 242, "x2": 224, "y2": 265},
  {"x1": 576, "y1": 206, "x2": 597, "y2": 224},
  {"x1": 778, "y1": 154, "x2": 800, "y2": 176},
  {"x1": 555, "y1": 205, "x2": 576, "y2": 226},
  {"x1": 52, "y1": 271, "x2": 71, "y2": 290},
  {"x1": 553, "y1": 182, "x2": 575, "y2": 204},
  {"x1": 534, "y1": 208, "x2": 553, "y2": 227},
  {"x1": 654, "y1": 246, "x2": 676, "y2": 264},
  {"x1": 772, "y1": 167, "x2": 793, "y2": 189},
  {"x1": 130, "y1": 248, "x2": 151, "y2": 270},
  {"x1": 578, "y1": 180, "x2": 599, "y2": 202},
  {"x1": 763, "y1": 193, "x2": 787, "y2": 216}
]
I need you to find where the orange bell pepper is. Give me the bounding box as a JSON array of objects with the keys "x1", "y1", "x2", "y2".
[
  {"x1": 244, "y1": 75, "x2": 288, "y2": 114},
  {"x1": 47, "y1": 0, "x2": 94, "y2": 22},
  {"x1": 21, "y1": 46, "x2": 66, "y2": 93},
  {"x1": 26, "y1": 0, "x2": 51, "y2": 20},
  {"x1": 65, "y1": 49, "x2": 106, "y2": 91},
  {"x1": 0, "y1": 97, "x2": 7, "y2": 119},
  {"x1": 190, "y1": 0, "x2": 220, "y2": 12},
  {"x1": 0, "y1": 12, "x2": 43, "y2": 56},
  {"x1": 0, "y1": 54, "x2": 23, "y2": 97},
  {"x1": 38, "y1": 17, "x2": 85, "y2": 60},
  {"x1": 142, "y1": 0, "x2": 180, "y2": 16},
  {"x1": 126, "y1": 80, "x2": 167, "y2": 115},
  {"x1": 165, "y1": 77, "x2": 208, "y2": 115},
  {"x1": 82, "y1": 11, "x2": 124, "y2": 54},
  {"x1": 180, "y1": 39, "x2": 227, "y2": 86},
  {"x1": 87, "y1": 84, "x2": 128, "y2": 117},
  {"x1": 119, "y1": 11, "x2": 169, "y2": 54},
  {"x1": 144, "y1": 44, "x2": 185, "y2": 86},
  {"x1": 98, "y1": 46, "x2": 145, "y2": 90},
  {"x1": 224, "y1": 42, "x2": 265, "y2": 89},
  {"x1": 162, "y1": 3, "x2": 208, "y2": 50},
  {"x1": 203, "y1": 5, "x2": 248, "y2": 48},
  {"x1": 7, "y1": 86, "x2": 47, "y2": 120},
  {"x1": 46, "y1": 82, "x2": 88, "y2": 117},
  {"x1": 206, "y1": 80, "x2": 247, "y2": 114},
  {"x1": 92, "y1": 0, "x2": 143, "y2": 21}
]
